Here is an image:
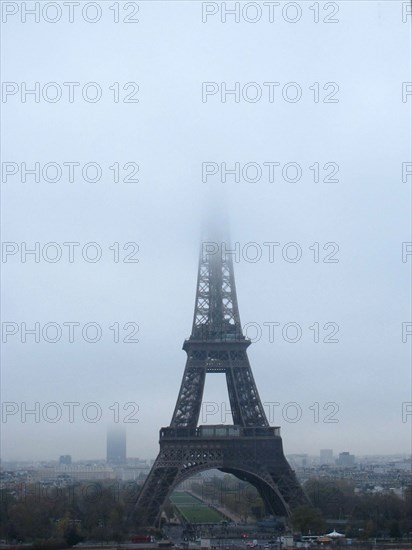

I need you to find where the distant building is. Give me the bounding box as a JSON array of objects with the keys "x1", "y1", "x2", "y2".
[
  {"x1": 107, "y1": 427, "x2": 126, "y2": 464},
  {"x1": 337, "y1": 451, "x2": 355, "y2": 467},
  {"x1": 34, "y1": 465, "x2": 115, "y2": 482},
  {"x1": 288, "y1": 454, "x2": 308, "y2": 468},
  {"x1": 121, "y1": 465, "x2": 151, "y2": 481},
  {"x1": 320, "y1": 449, "x2": 334, "y2": 465},
  {"x1": 59, "y1": 455, "x2": 72, "y2": 465}
]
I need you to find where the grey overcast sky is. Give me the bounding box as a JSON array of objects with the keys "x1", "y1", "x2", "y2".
[{"x1": 1, "y1": 1, "x2": 411, "y2": 462}]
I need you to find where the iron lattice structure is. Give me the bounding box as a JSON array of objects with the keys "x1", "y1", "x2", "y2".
[{"x1": 134, "y1": 241, "x2": 308, "y2": 527}]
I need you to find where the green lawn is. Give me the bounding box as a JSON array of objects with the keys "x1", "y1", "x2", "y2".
[{"x1": 170, "y1": 491, "x2": 226, "y2": 523}]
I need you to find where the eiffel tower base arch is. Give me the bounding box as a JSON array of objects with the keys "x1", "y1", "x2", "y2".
[{"x1": 133, "y1": 426, "x2": 307, "y2": 528}]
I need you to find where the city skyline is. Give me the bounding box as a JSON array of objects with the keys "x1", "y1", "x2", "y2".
[{"x1": 2, "y1": 451, "x2": 412, "y2": 466}]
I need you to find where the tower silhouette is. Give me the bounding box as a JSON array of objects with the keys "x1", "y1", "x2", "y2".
[{"x1": 134, "y1": 238, "x2": 308, "y2": 526}]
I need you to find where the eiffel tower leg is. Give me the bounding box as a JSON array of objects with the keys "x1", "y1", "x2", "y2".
[
  {"x1": 170, "y1": 366, "x2": 206, "y2": 428},
  {"x1": 242, "y1": 468, "x2": 306, "y2": 517},
  {"x1": 227, "y1": 363, "x2": 268, "y2": 427},
  {"x1": 269, "y1": 467, "x2": 309, "y2": 511},
  {"x1": 134, "y1": 454, "x2": 180, "y2": 528}
]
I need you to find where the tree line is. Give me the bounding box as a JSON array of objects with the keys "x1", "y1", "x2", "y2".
[{"x1": 0, "y1": 477, "x2": 411, "y2": 547}]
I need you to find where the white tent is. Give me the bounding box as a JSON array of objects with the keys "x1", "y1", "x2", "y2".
[{"x1": 325, "y1": 530, "x2": 345, "y2": 538}]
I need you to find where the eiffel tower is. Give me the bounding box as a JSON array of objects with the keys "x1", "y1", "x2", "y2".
[{"x1": 134, "y1": 238, "x2": 308, "y2": 527}]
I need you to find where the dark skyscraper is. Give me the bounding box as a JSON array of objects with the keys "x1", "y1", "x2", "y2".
[{"x1": 106, "y1": 426, "x2": 126, "y2": 464}]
